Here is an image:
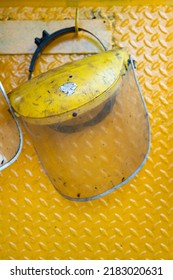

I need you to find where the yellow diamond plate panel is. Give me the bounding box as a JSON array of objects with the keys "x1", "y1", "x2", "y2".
[{"x1": 0, "y1": 4, "x2": 173, "y2": 260}]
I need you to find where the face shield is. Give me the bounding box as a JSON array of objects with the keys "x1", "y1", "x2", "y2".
[{"x1": 0, "y1": 27, "x2": 150, "y2": 201}]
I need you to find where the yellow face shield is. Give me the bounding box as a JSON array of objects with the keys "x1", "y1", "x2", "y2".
[{"x1": 0, "y1": 28, "x2": 150, "y2": 201}]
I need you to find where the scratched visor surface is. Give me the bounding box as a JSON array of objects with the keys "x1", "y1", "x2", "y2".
[
  {"x1": 0, "y1": 4, "x2": 173, "y2": 259},
  {"x1": 24, "y1": 66, "x2": 150, "y2": 201}
]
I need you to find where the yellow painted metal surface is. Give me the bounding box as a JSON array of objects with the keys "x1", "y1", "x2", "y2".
[{"x1": 0, "y1": 3, "x2": 173, "y2": 259}]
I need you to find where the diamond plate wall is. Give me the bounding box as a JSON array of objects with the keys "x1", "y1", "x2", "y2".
[{"x1": 0, "y1": 4, "x2": 173, "y2": 260}]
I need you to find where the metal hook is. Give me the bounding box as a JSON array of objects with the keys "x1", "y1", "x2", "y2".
[{"x1": 75, "y1": 8, "x2": 79, "y2": 35}]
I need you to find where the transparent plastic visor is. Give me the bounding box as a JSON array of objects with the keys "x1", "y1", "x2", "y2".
[{"x1": 23, "y1": 57, "x2": 150, "y2": 201}]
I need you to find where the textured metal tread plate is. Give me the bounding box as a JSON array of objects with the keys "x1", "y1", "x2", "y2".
[{"x1": 0, "y1": 5, "x2": 173, "y2": 260}]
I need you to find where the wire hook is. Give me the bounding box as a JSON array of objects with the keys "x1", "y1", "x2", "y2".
[{"x1": 75, "y1": 8, "x2": 79, "y2": 35}]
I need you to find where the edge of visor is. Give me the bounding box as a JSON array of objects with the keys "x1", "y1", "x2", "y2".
[{"x1": 0, "y1": 82, "x2": 23, "y2": 171}]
